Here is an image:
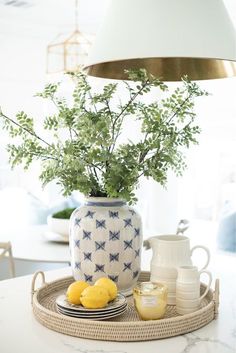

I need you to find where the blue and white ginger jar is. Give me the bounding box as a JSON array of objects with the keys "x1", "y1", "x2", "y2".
[{"x1": 69, "y1": 197, "x2": 142, "y2": 295}]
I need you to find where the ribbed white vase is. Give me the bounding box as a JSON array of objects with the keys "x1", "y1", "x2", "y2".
[{"x1": 69, "y1": 197, "x2": 142, "y2": 296}]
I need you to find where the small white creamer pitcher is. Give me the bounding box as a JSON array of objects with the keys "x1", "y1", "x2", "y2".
[{"x1": 176, "y1": 265, "x2": 212, "y2": 314}]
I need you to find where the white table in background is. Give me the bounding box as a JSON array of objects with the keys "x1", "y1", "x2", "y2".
[
  {"x1": 0, "y1": 225, "x2": 70, "y2": 263},
  {"x1": 0, "y1": 225, "x2": 70, "y2": 279},
  {"x1": 0, "y1": 251, "x2": 236, "y2": 353}
]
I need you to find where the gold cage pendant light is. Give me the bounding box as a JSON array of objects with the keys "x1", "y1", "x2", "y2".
[{"x1": 47, "y1": 0, "x2": 91, "y2": 74}]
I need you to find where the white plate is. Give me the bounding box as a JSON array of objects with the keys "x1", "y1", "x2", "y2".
[
  {"x1": 56, "y1": 303, "x2": 127, "y2": 316},
  {"x1": 57, "y1": 305, "x2": 127, "y2": 318},
  {"x1": 57, "y1": 306, "x2": 127, "y2": 320},
  {"x1": 42, "y1": 231, "x2": 69, "y2": 243},
  {"x1": 56, "y1": 293, "x2": 127, "y2": 312}
]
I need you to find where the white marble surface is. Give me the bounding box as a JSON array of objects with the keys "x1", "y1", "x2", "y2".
[{"x1": 0, "y1": 252, "x2": 236, "y2": 353}]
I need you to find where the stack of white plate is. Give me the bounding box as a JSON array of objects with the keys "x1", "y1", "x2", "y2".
[{"x1": 56, "y1": 293, "x2": 127, "y2": 320}]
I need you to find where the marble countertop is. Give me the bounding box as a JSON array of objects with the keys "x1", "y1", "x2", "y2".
[{"x1": 0, "y1": 252, "x2": 236, "y2": 353}]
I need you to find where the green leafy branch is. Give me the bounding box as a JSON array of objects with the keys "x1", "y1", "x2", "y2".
[{"x1": 0, "y1": 69, "x2": 208, "y2": 203}]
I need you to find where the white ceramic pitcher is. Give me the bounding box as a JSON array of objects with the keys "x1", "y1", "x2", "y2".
[
  {"x1": 145, "y1": 235, "x2": 210, "y2": 276},
  {"x1": 144, "y1": 235, "x2": 210, "y2": 304}
]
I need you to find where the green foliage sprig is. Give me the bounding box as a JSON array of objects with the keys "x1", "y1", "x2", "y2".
[{"x1": 0, "y1": 69, "x2": 207, "y2": 204}]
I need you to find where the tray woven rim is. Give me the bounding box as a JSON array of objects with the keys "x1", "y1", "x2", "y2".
[{"x1": 31, "y1": 271, "x2": 219, "y2": 341}]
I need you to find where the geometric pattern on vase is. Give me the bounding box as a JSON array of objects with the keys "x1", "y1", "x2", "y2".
[{"x1": 70, "y1": 197, "x2": 142, "y2": 295}]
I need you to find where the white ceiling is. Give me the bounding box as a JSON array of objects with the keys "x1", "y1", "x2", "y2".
[{"x1": 0, "y1": 0, "x2": 109, "y2": 40}]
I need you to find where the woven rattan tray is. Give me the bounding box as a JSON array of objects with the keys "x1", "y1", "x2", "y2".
[{"x1": 31, "y1": 271, "x2": 219, "y2": 342}]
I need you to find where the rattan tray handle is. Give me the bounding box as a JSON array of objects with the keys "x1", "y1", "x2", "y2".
[
  {"x1": 214, "y1": 278, "x2": 220, "y2": 319},
  {"x1": 31, "y1": 271, "x2": 46, "y2": 305}
]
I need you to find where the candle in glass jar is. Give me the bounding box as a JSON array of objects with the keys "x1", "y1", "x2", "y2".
[{"x1": 133, "y1": 282, "x2": 168, "y2": 320}]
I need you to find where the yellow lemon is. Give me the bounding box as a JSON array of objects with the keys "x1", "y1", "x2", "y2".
[
  {"x1": 66, "y1": 280, "x2": 90, "y2": 305},
  {"x1": 94, "y1": 277, "x2": 118, "y2": 301},
  {"x1": 80, "y1": 285, "x2": 110, "y2": 309}
]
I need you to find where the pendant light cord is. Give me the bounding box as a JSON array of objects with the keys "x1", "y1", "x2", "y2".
[{"x1": 75, "y1": 0, "x2": 78, "y2": 31}]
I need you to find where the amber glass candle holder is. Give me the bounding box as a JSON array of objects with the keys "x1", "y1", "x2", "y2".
[{"x1": 133, "y1": 282, "x2": 168, "y2": 320}]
